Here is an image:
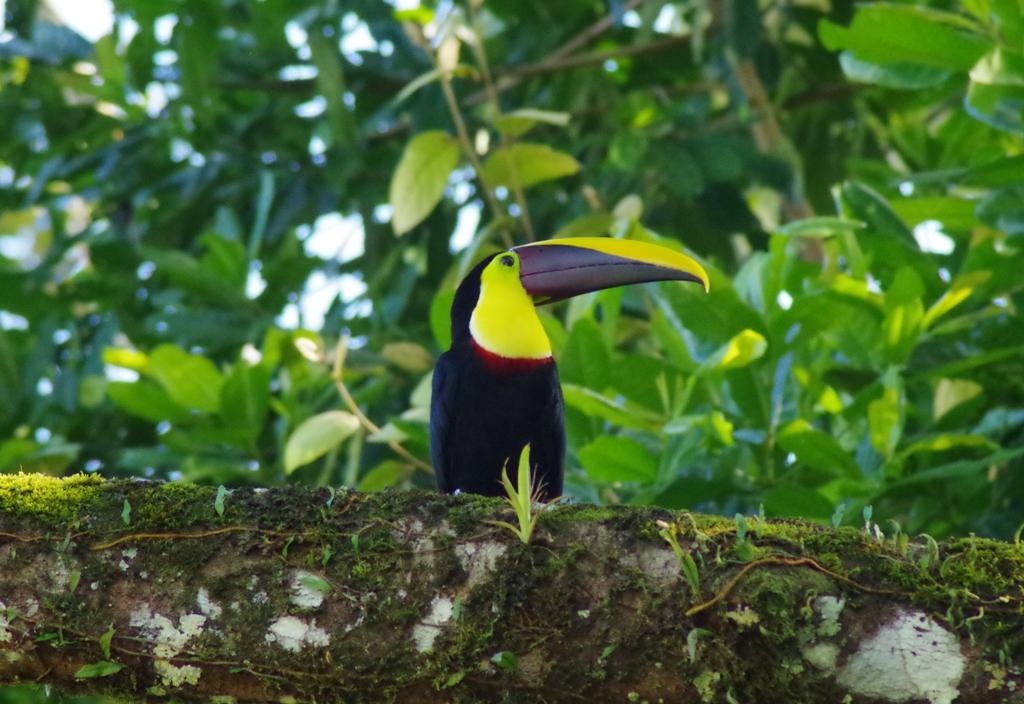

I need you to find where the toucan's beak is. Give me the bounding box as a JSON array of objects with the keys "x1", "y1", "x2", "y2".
[{"x1": 513, "y1": 237, "x2": 709, "y2": 304}]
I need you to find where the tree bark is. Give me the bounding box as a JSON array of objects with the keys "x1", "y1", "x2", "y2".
[{"x1": 1, "y1": 474, "x2": 1022, "y2": 703}]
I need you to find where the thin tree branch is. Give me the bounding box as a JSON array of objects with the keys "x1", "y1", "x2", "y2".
[
  {"x1": 467, "y1": 0, "x2": 536, "y2": 242},
  {"x1": 332, "y1": 339, "x2": 434, "y2": 476},
  {"x1": 465, "y1": 34, "x2": 691, "y2": 107},
  {"x1": 404, "y1": 24, "x2": 511, "y2": 247},
  {"x1": 3, "y1": 479, "x2": 1022, "y2": 702},
  {"x1": 730, "y1": 55, "x2": 820, "y2": 260}
]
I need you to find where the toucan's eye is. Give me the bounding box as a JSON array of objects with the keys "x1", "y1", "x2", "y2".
[{"x1": 500, "y1": 255, "x2": 515, "y2": 268}]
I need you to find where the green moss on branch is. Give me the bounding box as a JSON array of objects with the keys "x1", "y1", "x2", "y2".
[{"x1": 0, "y1": 475, "x2": 1022, "y2": 703}]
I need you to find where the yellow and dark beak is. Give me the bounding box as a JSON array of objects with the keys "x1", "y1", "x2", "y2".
[{"x1": 512, "y1": 237, "x2": 709, "y2": 304}]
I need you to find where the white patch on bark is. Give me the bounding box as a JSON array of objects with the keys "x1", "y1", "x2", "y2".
[
  {"x1": 395, "y1": 518, "x2": 456, "y2": 572},
  {"x1": 119, "y1": 548, "x2": 137, "y2": 573},
  {"x1": 197, "y1": 587, "x2": 222, "y2": 619},
  {"x1": 0, "y1": 600, "x2": 11, "y2": 643},
  {"x1": 41, "y1": 556, "x2": 72, "y2": 594},
  {"x1": 802, "y1": 642, "x2": 840, "y2": 672},
  {"x1": 628, "y1": 544, "x2": 679, "y2": 586},
  {"x1": 154, "y1": 659, "x2": 202, "y2": 687},
  {"x1": 837, "y1": 609, "x2": 964, "y2": 704},
  {"x1": 814, "y1": 595, "x2": 845, "y2": 637},
  {"x1": 455, "y1": 541, "x2": 507, "y2": 589},
  {"x1": 265, "y1": 616, "x2": 330, "y2": 652},
  {"x1": 129, "y1": 606, "x2": 207, "y2": 658},
  {"x1": 413, "y1": 595, "x2": 453, "y2": 652},
  {"x1": 289, "y1": 570, "x2": 325, "y2": 609}
]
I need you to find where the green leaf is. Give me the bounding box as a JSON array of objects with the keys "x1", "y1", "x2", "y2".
[
  {"x1": 763, "y1": 486, "x2": 834, "y2": 520},
  {"x1": 493, "y1": 108, "x2": 570, "y2": 137},
  {"x1": 991, "y1": 0, "x2": 1024, "y2": 46},
  {"x1": 98, "y1": 625, "x2": 114, "y2": 660},
  {"x1": 868, "y1": 369, "x2": 903, "y2": 459},
  {"x1": 561, "y1": 384, "x2": 663, "y2": 432},
  {"x1": 102, "y1": 347, "x2": 149, "y2": 373},
  {"x1": 75, "y1": 661, "x2": 123, "y2": 679},
  {"x1": 578, "y1": 436, "x2": 659, "y2": 483},
  {"x1": 966, "y1": 81, "x2": 1024, "y2": 134},
  {"x1": 889, "y1": 446, "x2": 1024, "y2": 487},
  {"x1": 284, "y1": 411, "x2": 361, "y2": 474},
  {"x1": 106, "y1": 380, "x2": 190, "y2": 423},
  {"x1": 143, "y1": 248, "x2": 248, "y2": 306},
  {"x1": 612, "y1": 195, "x2": 644, "y2": 221},
  {"x1": 778, "y1": 419, "x2": 860, "y2": 479},
  {"x1": 898, "y1": 434, "x2": 997, "y2": 459},
  {"x1": 553, "y1": 212, "x2": 616, "y2": 238},
  {"x1": 176, "y1": 6, "x2": 217, "y2": 106},
  {"x1": 220, "y1": 362, "x2": 271, "y2": 442},
  {"x1": 922, "y1": 343, "x2": 1024, "y2": 379},
  {"x1": 393, "y1": 6, "x2": 434, "y2": 23},
  {"x1": 490, "y1": 651, "x2": 518, "y2": 672},
  {"x1": 976, "y1": 185, "x2": 1024, "y2": 236},
  {"x1": 483, "y1": 143, "x2": 580, "y2": 188},
  {"x1": 961, "y1": 155, "x2": 1024, "y2": 187},
  {"x1": 839, "y1": 181, "x2": 918, "y2": 247},
  {"x1": 559, "y1": 318, "x2": 611, "y2": 390},
  {"x1": 147, "y1": 345, "x2": 225, "y2": 413},
  {"x1": 922, "y1": 271, "x2": 991, "y2": 330},
  {"x1": 358, "y1": 460, "x2": 406, "y2": 492},
  {"x1": 970, "y1": 48, "x2": 1024, "y2": 87},
  {"x1": 838, "y1": 52, "x2": 951, "y2": 88},
  {"x1": 882, "y1": 269, "x2": 924, "y2": 362},
  {"x1": 430, "y1": 290, "x2": 455, "y2": 350},
  {"x1": 78, "y1": 375, "x2": 107, "y2": 408},
  {"x1": 933, "y1": 379, "x2": 984, "y2": 420},
  {"x1": 121, "y1": 499, "x2": 131, "y2": 526},
  {"x1": 818, "y1": 5, "x2": 988, "y2": 71},
  {"x1": 443, "y1": 671, "x2": 466, "y2": 688},
  {"x1": 309, "y1": 31, "x2": 355, "y2": 144},
  {"x1": 890, "y1": 196, "x2": 978, "y2": 230},
  {"x1": 706, "y1": 329, "x2": 768, "y2": 371},
  {"x1": 299, "y1": 573, "x2": 332, "y2": 595},
  {"x1": 381, "y1": 342, "x2": 433, "y2": 373},
  {"x1": 214, "y1": 485, "x2": 227, "y2": 517},
  {"x1": 199, "y1": 233, "x2": 247, "y2": 291},
  {"x1": 389, "y1": 131, "x2": 460, "y2": 236},
  {"x1": 608, "y1": 132, "x2": 649, "y2": 170},
  {"x1": 774, "y1": 217, "x2": 865, "y2": 239},
  {"x1": 655, "y1": 145, "x2": 704, "y2": 199}
]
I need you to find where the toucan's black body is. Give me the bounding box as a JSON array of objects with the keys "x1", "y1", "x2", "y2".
[
  {"x1": 431, "y1": 342, "x2": 565, "y2": 499},
  {"x1": 430, "y1": 255, "x2": 565, "y2": 499},
  {"x1": 430, "y1": 239, "x2": 708, "y2": 500}
]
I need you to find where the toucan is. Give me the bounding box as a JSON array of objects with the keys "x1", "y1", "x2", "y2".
[{"x1": 430, "y1": 237, "x2": 709, "y2": 500}]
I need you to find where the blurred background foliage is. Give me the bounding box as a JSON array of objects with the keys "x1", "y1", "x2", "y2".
[{"x1": 0, "y1": 0, "x2": 1023, "y2": 549}]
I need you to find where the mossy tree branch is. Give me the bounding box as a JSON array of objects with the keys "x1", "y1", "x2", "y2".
[{"x1": 1, "y1": 475, "x2": 1022, "y2": 703}]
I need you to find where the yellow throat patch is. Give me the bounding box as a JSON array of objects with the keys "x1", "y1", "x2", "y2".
[{"x1": 469, "y1": 252, "x2": 552, "y2": 359}]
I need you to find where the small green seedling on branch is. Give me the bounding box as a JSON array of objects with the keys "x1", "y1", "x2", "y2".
[
  {"x1": 489, "y1": 445, "x2": 552, "y2": 545},
  {"x1": 657, "y1": 519, "x2": 701, "y2": 593}
]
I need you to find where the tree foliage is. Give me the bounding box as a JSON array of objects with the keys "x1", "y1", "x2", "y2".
[{"x1": 0, "y1": 0, "x2": 1022, "y2": 544}]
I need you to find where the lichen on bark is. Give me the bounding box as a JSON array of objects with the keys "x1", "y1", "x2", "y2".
[{"x1": 1, "y1": 474, "x2": 1023, "y2": 703}]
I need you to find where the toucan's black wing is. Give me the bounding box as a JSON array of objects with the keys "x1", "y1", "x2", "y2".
[
  {"x1": 429, "y1": 350, "x2": 458, "y2": 493},
  {"x1": 530, "y1": 363, "x2": 565, "y2": 500}
]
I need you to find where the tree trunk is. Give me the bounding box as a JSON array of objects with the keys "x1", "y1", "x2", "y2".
[{"x1": 1, "y1": 474, "x2": 1022, "y2": 703}]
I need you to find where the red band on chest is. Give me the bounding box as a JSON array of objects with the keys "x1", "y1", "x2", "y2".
[{"x1": 471, "y1": 339, "x2": 553, "y2": 373}]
